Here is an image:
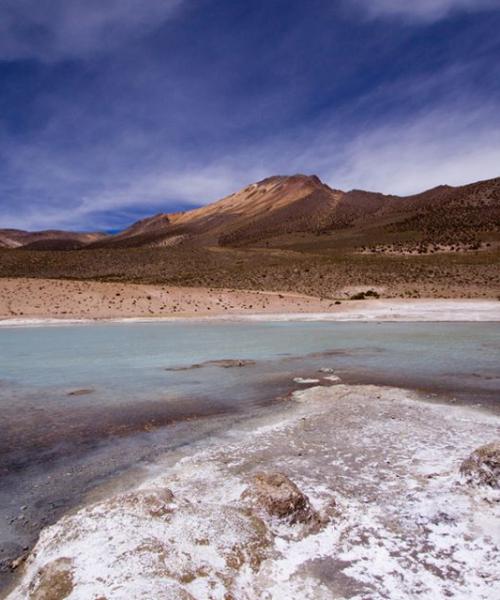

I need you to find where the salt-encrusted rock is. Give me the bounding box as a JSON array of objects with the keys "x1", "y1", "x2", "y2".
[
  {"x1": 460, "y1": 442, "x2": 500, "y2": 488},
  {"x1": 243, "y1": 472, "x2": 319, "y2": 525},
  {"x1": 27, "y1": 557, "x2": 74, "y2": 600},
  {"x1": 116, "y1": 488, "x2": 175, "y2": 518},
  {"x1": 11, "y1": 488, "x2": 272, "y2": 600}
]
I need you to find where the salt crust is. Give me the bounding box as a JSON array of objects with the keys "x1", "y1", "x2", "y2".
[
  {"x1": 1, "y1": 299, "x2": 500, "y2": 327},
  {"x1": 8, "y1": 384, "x2": 500, "y2": 599}
]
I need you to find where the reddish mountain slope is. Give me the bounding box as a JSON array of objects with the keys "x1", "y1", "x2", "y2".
[{"x1": 92, "y1": 175, "x2": 344, "y2": 248}]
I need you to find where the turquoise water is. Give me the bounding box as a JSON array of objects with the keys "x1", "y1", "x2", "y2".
[
  {"x1": 0, "y1": 320, "x2": 499, "y2": 584},
  {"x1": 2, "y1": 320, "x2": 499, "y2": 393}
]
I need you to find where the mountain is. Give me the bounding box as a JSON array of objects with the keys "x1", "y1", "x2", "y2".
[
  {"x1": 90, "y1": 173, "x2": 500, "y2": 250},
  {"x1": 2, "y1": 174, "x2": 499, "y2": 251},
  {"x1": 89, "y1": 174, "x2": 343, "y2": 248}
]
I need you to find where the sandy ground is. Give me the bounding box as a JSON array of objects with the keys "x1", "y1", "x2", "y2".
[
  {"x1": 0, "y1": 278, "x2": 499, "y2": 323},
  {"x1": 7, "y1": 383, "x2": 499, "y2": 600}
]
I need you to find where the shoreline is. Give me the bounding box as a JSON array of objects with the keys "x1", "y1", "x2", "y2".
[
  {"x1": 1, "y1": 278, "x2": 499, "y2": 326},
  {"x1": 6, "y1": 382, "x2": 499, "y2": 599},
  {"x1": 1, "y1": 300, "x2": 499, "y2": 327}
]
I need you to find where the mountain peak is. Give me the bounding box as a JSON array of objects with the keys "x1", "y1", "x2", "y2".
[{"x1": 256, "y1": 174, "x2": 324, "y2": 187}]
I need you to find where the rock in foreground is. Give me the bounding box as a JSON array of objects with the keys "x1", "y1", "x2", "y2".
[
  {"x1": 243, "y1": 472, "x2": 320, "y2": 525},
  {"x1": 460, "y1": 441, "x2": 500, "y2": 488}
]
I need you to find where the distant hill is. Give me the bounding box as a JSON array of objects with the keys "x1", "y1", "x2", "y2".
[{"x1": 0, "y1": 229, "x2": 107, "y2": 250}]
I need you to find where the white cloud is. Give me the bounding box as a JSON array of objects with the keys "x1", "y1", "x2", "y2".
[
  {"x1": 0, "y1": 0, "x2": 183, "y2": 62},
  {"x1": 0, "y1": 157, "x2": 263, "y2": 231},
  {"x1": 76, "y1": 166, "x2": 260, "y2": 218},
  {"x1": 348, "y1": 0, "x2": 500, "y2": 22},
  {"x1": 322, "y1": 104, "x2": 500, "y2": 195}
]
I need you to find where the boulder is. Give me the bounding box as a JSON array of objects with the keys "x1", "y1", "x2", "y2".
[
  {"x1": 27, "y1": 557, "x2": 74, "y2": 600},
  {"x1": 460, "y1": 442, "x2": 500, "y2": 488},
  {"x1": 243, "y1": 472, "x2": 318, "y2": 525}
]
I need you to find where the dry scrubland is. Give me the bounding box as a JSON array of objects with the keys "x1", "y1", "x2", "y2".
[
  {"x1": 0, "y1": 243, "x2": 498, "y2": 301},
  {"x1": 0, "y1": 277, "x2": 342, "y2": 320}
]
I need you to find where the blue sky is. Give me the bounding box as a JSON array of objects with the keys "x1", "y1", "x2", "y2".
[{"x1": 1, "y1": 0, "x2": 500, "y2": 231}]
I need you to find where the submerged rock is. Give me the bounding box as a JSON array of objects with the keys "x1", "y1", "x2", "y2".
[
  {"x1": 67, "y1": 388, "x2": 94, "y2": 396},
  {"x1": 166, "y1": 358, "x2": 256, "y2": 371},
  {"x1": 460, "y1": 442, "x2": 500, "y2": 488},
  {"x1": 204, "y1": 359, "x2": 256, "y2": 368},
  {"x1": 243, "y1": 472, "x2": 319, "y2": 525}
]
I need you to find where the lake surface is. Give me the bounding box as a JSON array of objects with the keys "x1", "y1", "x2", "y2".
[{"x1": 1, "y1": 320, "x2": 499, "y2": 590}]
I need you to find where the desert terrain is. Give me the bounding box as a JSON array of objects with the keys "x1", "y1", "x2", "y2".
[
  {"x1": 0, "y1": 278, "x2": 340, "y2": 320},
  {"x1": 1, "y1": 174, "x2": 499, "y2": 316}
]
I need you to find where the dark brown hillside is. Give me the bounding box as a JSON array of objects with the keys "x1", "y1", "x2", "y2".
[
  {"x1": 384, "y1": 177, "x2": 500, "y2": 237},
  {"x1": 20, "y1": 238, "x2": 89, "y2": 251},
  {"x1": 318, "y1": 190, "x2": 393, "y2": 230}
]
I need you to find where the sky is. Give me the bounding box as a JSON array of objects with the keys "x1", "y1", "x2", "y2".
[{"x1": 1, "y1": 0, "x2": 500, "y2": 231}]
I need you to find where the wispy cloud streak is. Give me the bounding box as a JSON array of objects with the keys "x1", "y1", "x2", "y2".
[
  {"x1": 0, "y1": 0, "x2": 184, "y2": 62},
  {"x1": 347, "y1": 0, "x2": 500, "y2": 23}
]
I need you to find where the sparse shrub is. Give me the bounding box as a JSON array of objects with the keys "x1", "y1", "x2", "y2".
[{"x1": 350, "y1": 292, "x2": 366, "y2": 300}]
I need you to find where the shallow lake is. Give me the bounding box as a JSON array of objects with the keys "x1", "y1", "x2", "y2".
[{"x1": 1, "y1": 320, "x2": 499, "y2": 589}]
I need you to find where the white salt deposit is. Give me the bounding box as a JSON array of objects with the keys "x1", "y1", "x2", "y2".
[
  {"x1": 1, "y1": 299, "x2": 499, "y2": 327},
  {"x1": 323, "y1": 374, "x2": 341, "y2": 382},
  {"x1": 8, "y1": 384, "x2": 500, "y2": 599}
]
